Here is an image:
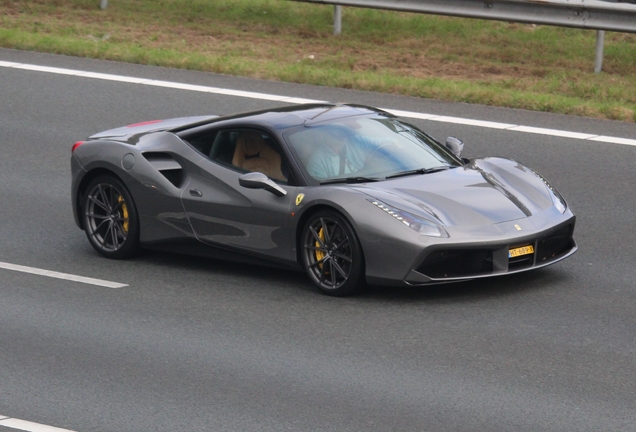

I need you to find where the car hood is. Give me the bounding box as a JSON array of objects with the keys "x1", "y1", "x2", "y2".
[{"x1": 352, "y1": 157, "x2": 555, "y2": 227}]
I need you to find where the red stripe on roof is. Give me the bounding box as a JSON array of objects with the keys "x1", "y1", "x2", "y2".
[{"x1": 126, "y1": 120, "x2": 163, "y2": 128}]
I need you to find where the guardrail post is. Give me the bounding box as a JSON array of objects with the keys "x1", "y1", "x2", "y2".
[
  {"x1": 334, "y1": 5, "x2": 342, "y2": 35},
  {"x1": 594, "y1": 30, "x2": 605, "y2": 73},
  {"x1": 100, "y1": 0, "x2": 108, "y2": 9}
]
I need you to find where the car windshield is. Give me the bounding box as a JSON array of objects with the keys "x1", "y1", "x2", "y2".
[{"x1": 284, "y1": 116, "x2": 462, "y2": 183}]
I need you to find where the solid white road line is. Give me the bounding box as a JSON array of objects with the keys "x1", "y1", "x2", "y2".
[
  {"x1": 0, "y1": 416, "x2": 77, "y2": 432},
  {"x1": 1, "y1": 60, "x2": 635, "y2": 146},
  {"x1": 0, "y1": 261, "x2": 128, "y2": 289}
]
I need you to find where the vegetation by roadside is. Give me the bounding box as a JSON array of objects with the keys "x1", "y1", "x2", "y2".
[{"x1": 1, "y1": 0, "x2": 635, "y2": 121}]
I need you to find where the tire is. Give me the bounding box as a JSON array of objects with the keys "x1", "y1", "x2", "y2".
[
  {"x1": 301, "y1": 210, "x2": 365, "y2": 296},
  {"x1": 82, "y1": 175, "x2": 140, "y2": 259}
]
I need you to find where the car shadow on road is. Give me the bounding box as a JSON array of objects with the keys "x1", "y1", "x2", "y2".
[
  {"x1": 361, "y1": 268, "x2": 571, "y2": 304},
  {"x1": 132, "y1": 249, "x2": 571, "y2": 302},
  {"x1": 133, "y1": 248, "x2": 314, "y2": 289}
]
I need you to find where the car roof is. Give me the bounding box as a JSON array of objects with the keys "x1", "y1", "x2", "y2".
[{"x1": 174, "y1": 104, "x2": 395, "y2": 132}]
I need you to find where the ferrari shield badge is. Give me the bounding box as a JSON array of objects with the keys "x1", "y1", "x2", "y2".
[{"x1": 296, "y1": 193, "x2": 305, "y2": 206}]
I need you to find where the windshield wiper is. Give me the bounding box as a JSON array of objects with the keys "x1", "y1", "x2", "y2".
[
  {"x1": 320, "y1": 176, "x2": 381, "y2": 185},
  {"x1": 385, "y1": 166, "x2": 452, "y2": 179}
]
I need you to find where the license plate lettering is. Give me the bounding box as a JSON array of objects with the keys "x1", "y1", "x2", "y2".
[{"x1": 509, "y1": 245, "x2": 534, "y2": 258}]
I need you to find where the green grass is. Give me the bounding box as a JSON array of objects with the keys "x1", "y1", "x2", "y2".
[{"x1": 1, "y1": 0, "x2": 636, "y2": 121}]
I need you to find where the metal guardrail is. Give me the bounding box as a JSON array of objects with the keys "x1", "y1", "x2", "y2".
[{"x1": 294, "y1": 0, "x2": 636, "y2": 33}]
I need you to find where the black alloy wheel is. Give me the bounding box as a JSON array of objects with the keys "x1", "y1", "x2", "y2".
[
  {"x1": 82, "y1": 175, "x2": 140, "y2": 259},
  {"x1": 301, "y1": 210, "x2": 364, "y2": 296}
]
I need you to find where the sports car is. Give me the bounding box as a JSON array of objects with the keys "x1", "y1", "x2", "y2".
[{"x1": 71, "y1": 103, "x2": 577, "y2": 296}]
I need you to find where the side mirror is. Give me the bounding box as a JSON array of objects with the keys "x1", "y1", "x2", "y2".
[
  {"x1": 239, "y1": 172, "x2": 287, "y2": 197},
  {"x1": 445, "y1": 137, "x2": 464, "y2": 158}
]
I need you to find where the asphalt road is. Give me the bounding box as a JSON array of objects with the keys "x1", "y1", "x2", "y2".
[{"x1": 1, "y1": 48, "x2": 635, "y2": 432}]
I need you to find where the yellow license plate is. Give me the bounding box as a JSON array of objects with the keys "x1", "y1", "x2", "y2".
[{"x1": 509, "y1": 245, "x2": 534, "y2": 258}]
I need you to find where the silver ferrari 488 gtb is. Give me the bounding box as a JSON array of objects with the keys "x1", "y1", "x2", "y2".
[{"x1": 71, "y1": 104, "x2": 577, "y2": 295}]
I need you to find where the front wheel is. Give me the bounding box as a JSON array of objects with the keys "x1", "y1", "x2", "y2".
[
  {"x1": 301, "y1": 210, "x2": 365, "y2": 296},
  {"x1": 82, "y1": 175, "x2": 140, "y2": 259}
]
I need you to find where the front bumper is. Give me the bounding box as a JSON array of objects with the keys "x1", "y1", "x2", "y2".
[
  {"x1": 360, "y1": 205, "x2": 577, "y2": 287},
  {"x1": 404, "y1": 219, "x2": 576, "y2": 285}
]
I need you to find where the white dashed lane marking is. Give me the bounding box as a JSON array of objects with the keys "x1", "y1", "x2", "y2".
[
  {"x1": 0, "y1": 262, "x2": 128, "y2": 289},
  {"x1": 0, "y1": 416, "x2": 77, "y2": 432}
]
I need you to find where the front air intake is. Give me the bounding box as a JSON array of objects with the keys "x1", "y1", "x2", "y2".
[
  {"x1": 536, "y1": 224, "x2": 575, "y2": 263},
  {"x1": 417, "y1": 249, "x2": 494, "y2": 278}
]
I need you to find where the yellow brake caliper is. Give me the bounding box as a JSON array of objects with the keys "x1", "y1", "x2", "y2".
[
  {"x1": 118, "y1": 195, "x2": 129, "y2": 234},
  {"x1": 315, "y1": 227, "x2": 325, "y2": 269}
]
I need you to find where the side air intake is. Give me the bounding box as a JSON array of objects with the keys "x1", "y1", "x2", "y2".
[{"x1": 142, "y1": 152, "x2": 185, "y2": 188}]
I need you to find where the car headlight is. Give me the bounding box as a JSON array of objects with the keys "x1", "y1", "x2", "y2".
[
  {"x1": 368, "y1": 199, "x2": 448, "y2": 237},
  {"x1": 551, "y1": 190, "x2": 567, "y2": 214},
  {"x1": 528, "y1": 169, "x2": 567, "y2": 214}
]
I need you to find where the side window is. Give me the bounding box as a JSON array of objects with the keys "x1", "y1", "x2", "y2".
[
  {"x1": 210, "y1": 129, "x2": 290, "y2": 184},
  {"x1": 185, "y1": 130, "x2": 218, "y2": 157},
  {"x1": 209, "y1": 130, "x2": 239, "y2": 166}
]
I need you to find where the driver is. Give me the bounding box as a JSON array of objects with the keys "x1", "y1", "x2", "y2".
[{"x1": 306, "y1": 127, "x2": 381, "y2": 180}]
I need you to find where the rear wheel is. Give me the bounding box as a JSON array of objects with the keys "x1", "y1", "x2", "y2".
[
  {"x1": 82, "y1": 175, "x2": 140, "y2": 259},
  {"x1": 301, "y1": 210, "x2": 364, "y2": 296}
]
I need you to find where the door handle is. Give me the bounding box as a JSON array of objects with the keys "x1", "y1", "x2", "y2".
[{"x1": 189, "y1": 189, "x2": 203, "y2": 197}]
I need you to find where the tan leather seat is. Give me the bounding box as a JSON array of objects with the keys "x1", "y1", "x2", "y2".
[{"x1": 232, "y1": 131, "x2": 286, "y2": 182}]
